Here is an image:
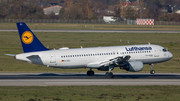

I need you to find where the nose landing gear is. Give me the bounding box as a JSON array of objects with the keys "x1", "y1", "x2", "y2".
[{"x1": 149, "y1": 64, "x2": 155, "y2": 74}]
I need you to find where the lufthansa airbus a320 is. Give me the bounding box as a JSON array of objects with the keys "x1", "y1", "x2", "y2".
[{"x1": 6, "y1": 22, "x2": 173, "y2": 78}]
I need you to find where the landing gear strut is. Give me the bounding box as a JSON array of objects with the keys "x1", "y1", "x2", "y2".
[
  {"x1": 149, "y1": 64, "x2": 155, "y2": 74},
  {"x1": 105, "y1": 65, "x2": 114, "y2": 78},
  {"x1": 87, "y1": 68, "x2": 94, "y2": 76}
]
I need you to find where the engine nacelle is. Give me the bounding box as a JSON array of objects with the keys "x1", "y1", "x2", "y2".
[{"x1": 120, "y1": 61, "x2": 143, "y2": 72}]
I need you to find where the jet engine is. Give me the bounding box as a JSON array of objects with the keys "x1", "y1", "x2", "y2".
[{"x1": 120, "y1": 61, "x2": 143, "y2": 72}]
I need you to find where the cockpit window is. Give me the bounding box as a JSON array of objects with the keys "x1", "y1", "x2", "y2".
[{"x1": 162, "y1": 49, "x2": 167, "y2": 52}]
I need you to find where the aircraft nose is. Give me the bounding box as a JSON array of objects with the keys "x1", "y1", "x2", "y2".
[{"x1": 168, "y1": 52, "x2": 173, "y2": 59}]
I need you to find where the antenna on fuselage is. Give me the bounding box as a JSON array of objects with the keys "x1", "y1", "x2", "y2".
[
  {"x1": 148, "y1": 42, "x2": 150, "y2": 45},
  {"x1": 81, "y1": 46, "x2": 83, "y2": 48}
]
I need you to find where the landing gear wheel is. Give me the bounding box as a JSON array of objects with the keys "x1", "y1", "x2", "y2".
[
  {"x1": 105, "y1": 72, "x2": 109, "y2": 76},
  {"x1": 105, "y1": 72, "x2": 113, "y2": 78},
  {"x1": 149, "y1": 64, "x2": 155, "y2": 74},
  {"x1": 150, "y1": 70, "x2": 155, "y2": 74},
  {"x1": 87, "y1": 70, "x2": 94, "y2": 76}
]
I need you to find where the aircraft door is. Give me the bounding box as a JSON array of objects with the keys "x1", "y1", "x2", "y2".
[
  {"x1": 154, "y1": 48, "x2": 159, "y2": 57},
  {"x1": 50, "y1": 53, "x2": 56, "y2": 63}
]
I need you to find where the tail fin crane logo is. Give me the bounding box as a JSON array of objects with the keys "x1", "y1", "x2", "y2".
[{"x1": 21, "y1": 31, "x2": 34, "y2": 44}]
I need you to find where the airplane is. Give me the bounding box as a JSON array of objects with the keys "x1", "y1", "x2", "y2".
[{"x1": 6, "y1": 22, "x2": 173, "y2": 78}]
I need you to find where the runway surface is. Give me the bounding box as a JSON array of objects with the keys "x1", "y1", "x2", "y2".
[
  {"x1": 0, "y1": 29, "x2": 180, "y2": 33},
  {"x1": 0, "y1": 73, "x2": 180, "y2": 86}
]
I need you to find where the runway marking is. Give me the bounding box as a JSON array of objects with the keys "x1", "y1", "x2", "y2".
[
  {"x1": 1, "y1": 73, "x2": 180, "y2": 86},
  {"x1": 0, "y1": 79, "x2": 180, "y2": 86}
]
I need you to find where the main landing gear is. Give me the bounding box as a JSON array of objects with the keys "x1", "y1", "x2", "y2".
[
  {"x1": 87, "y1": 68, "x2": 94, "y2": 76},
  {"x1": 105, "y1": 65, "x2": 114, "y2": 78},
  {"x1": 149, "y1": 64, "x2": 155, "y2": 74},
  {"x1": 87, "y1": 66, "x2": 114, "y2": 78}
]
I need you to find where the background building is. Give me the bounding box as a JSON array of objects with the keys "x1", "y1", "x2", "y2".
[{"x1": 43, "y1": 5, "x2": 63, "y2": 15}]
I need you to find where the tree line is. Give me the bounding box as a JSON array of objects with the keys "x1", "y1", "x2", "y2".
[{"x1": 0, "y1": 0, "x2": 180, "y2": 21}]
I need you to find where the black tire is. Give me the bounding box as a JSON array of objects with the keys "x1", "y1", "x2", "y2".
[
  {"x1": 87, "y1": 70, "x2": 94, "y2": 76},
  {"x1": 105, "y1": 72, "x2": 109, "y2": 76},
  {"x1": 105, "y1": 72, "x2": 113, "y2": 78},
  {"x1": 150, "y1": 70, "x2": 155, "y2": 74}
]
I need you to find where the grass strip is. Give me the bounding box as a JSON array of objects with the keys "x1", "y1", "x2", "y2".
[
  {"x1": 0, "y1": 23, "x2": 180, "y2": 30},
  {"x1": 0, "y1": 86, "x2": 179, "y2": 101}
]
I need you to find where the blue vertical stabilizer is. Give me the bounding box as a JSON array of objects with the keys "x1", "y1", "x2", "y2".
[{"x1": 16, "y1": 22, "x2": 49, "y2": 53}]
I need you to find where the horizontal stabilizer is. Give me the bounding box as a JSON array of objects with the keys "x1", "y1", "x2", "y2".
[{"x1": 5, "y1": 54, "x2": 16, "y2": 56}]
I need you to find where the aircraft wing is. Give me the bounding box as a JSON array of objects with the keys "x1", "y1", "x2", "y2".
[{"x1": 87, "y1": 55, "x2": 131, "y2": 68}]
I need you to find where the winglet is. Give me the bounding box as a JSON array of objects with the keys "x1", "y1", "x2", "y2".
[{"x1": 16, "y1": 22, "x2": 49, "y2": 53}]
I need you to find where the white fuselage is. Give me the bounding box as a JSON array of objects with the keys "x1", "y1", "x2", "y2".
[{"x1": 15, "y1": 44, "x2": 173, "y2": 69}]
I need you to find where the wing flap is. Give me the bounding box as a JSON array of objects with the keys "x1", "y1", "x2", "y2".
[{"x1": 87, "y1": 55, "x2": 131, "y2": 68}]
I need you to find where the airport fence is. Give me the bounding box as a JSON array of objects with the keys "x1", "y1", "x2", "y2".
[{"x1": 0, "y1": 19, "x2": 180, "y2": 25}]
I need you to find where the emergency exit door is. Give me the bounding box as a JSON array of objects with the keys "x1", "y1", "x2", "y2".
[
  {"x1": 154, "y1": 49, "x2": 159, "y2": 57},
  {"x1": 50, "y1": 53, "x2": 56, "y2": 63}
]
